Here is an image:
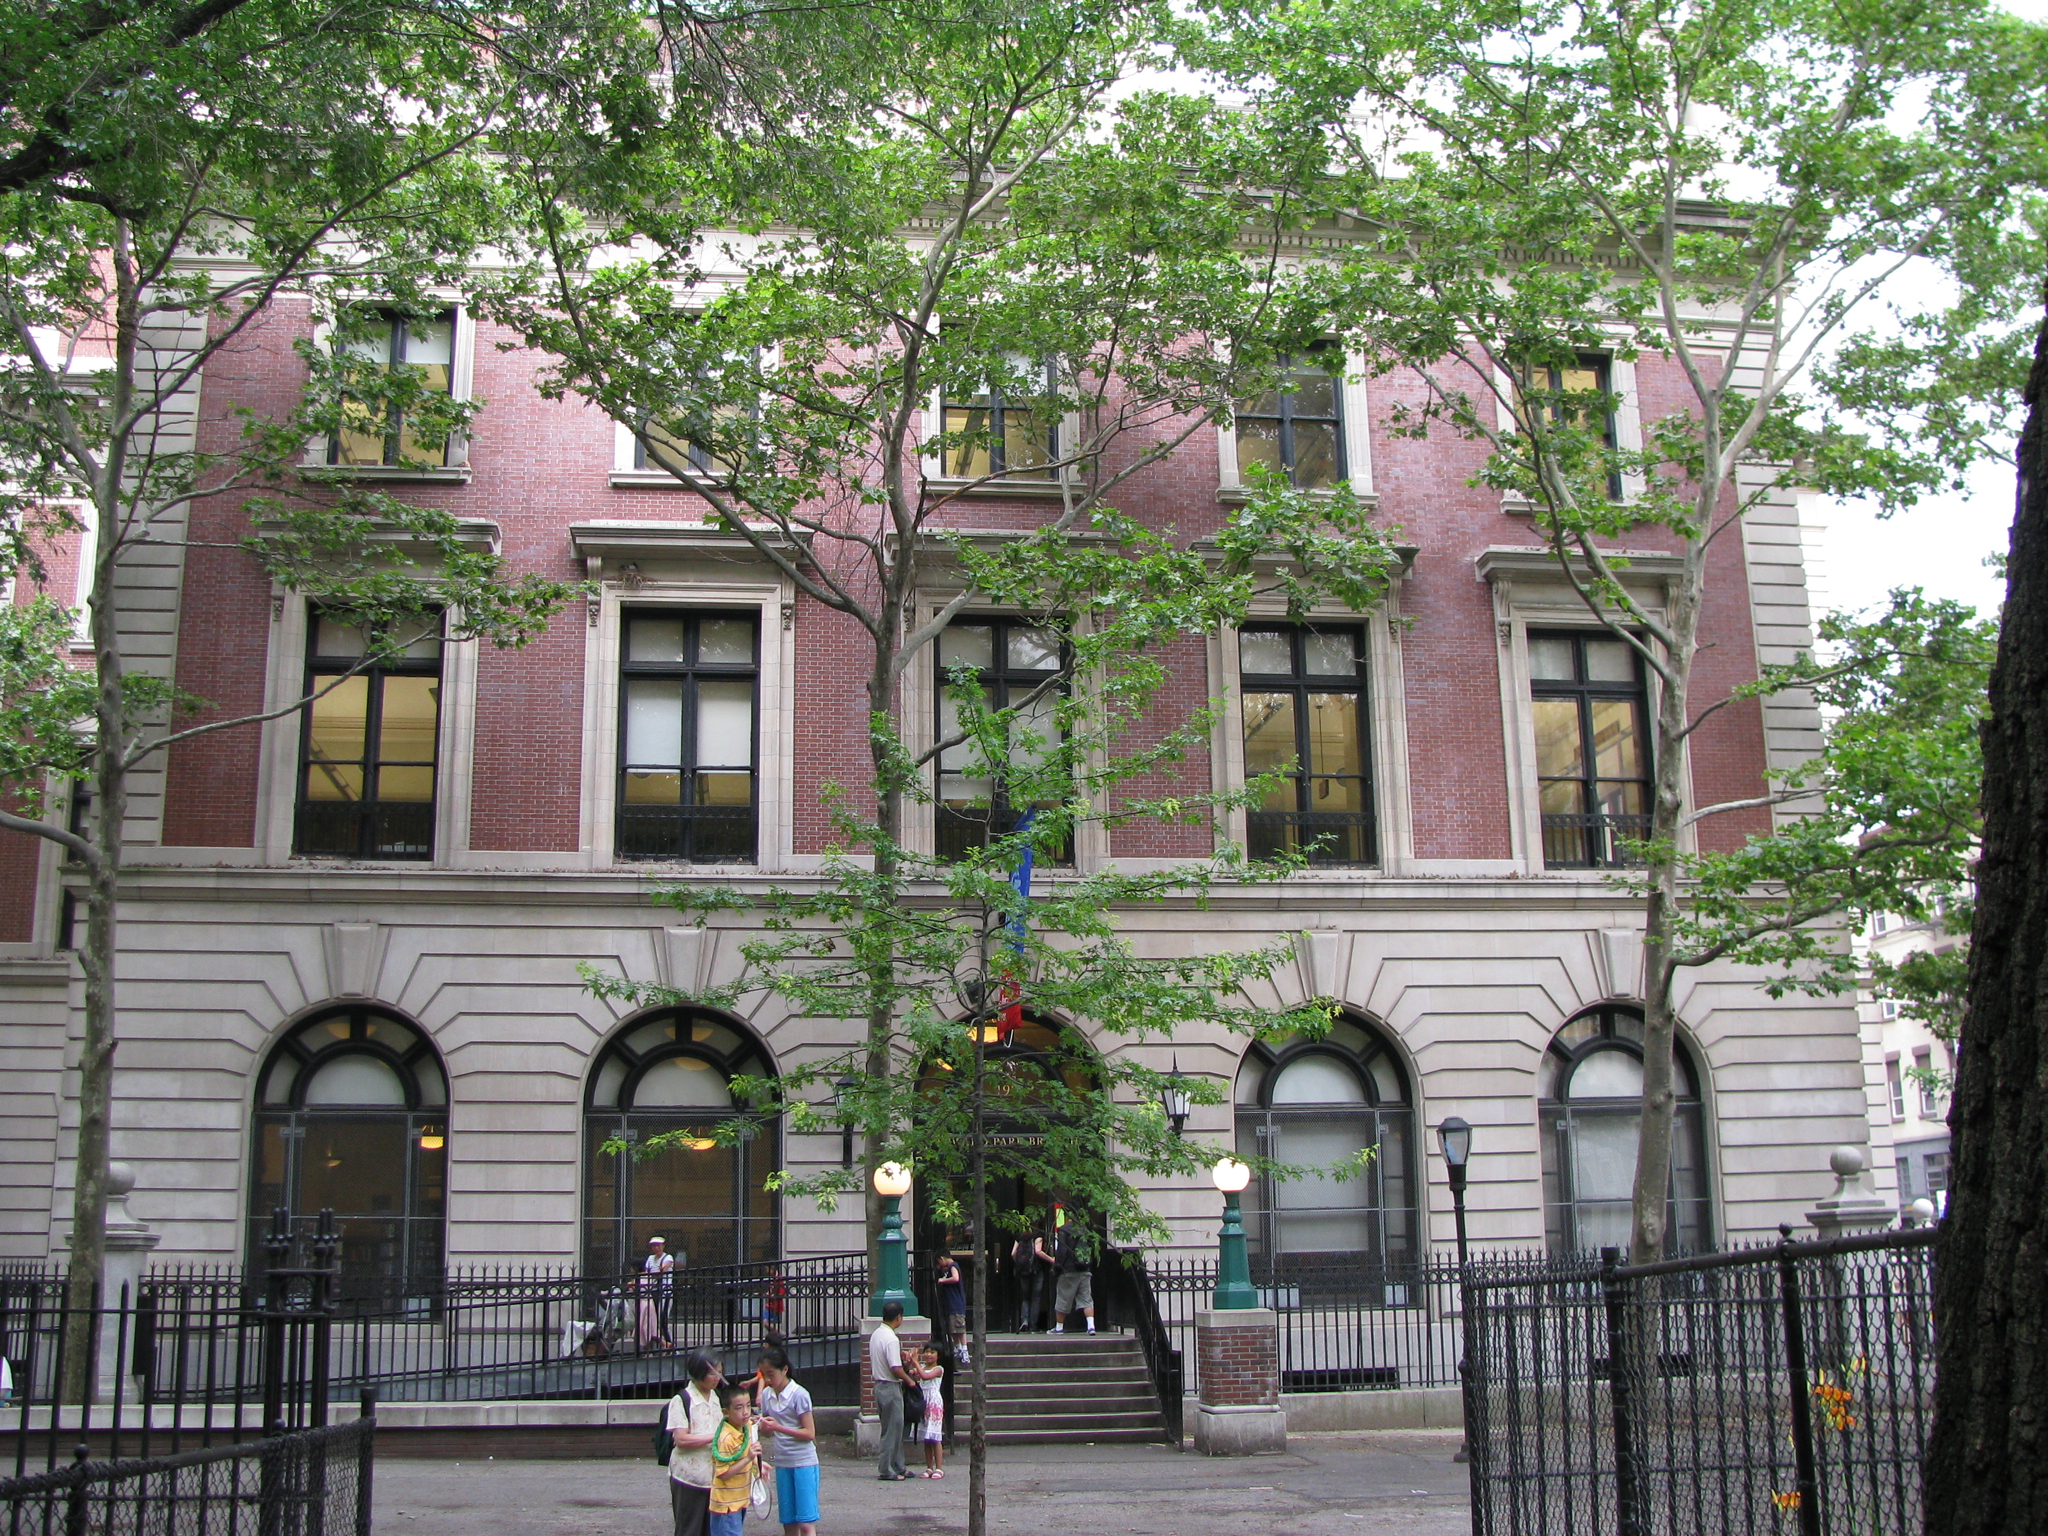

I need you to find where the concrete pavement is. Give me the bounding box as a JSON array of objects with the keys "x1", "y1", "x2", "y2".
[{"x1": 373, "y1": 1431, "x2": 1471, "y2": 1534}]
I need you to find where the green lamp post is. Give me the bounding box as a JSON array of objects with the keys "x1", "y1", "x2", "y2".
[
  {"x1": 869, "y1": 1162, "x2": 920, "y2": 1316},
  {"x1": 1211, "y1": 1156, "x2": 1260, "y2": 1310}
]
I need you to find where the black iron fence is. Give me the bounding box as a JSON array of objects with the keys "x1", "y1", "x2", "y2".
[
  {"x1": 1143, "y1": 1253, "x2": 1470, "y2": 1395},
  {"x1": 0, "y1": 1405, "x2": 375, "y2": 1536},
  {"x1": 2, "y1": 1251, "x2": 871, "y2": 1424},
  {"x1": 1464, "y1": 1225, "x2": 1937, "y2": 1536}
]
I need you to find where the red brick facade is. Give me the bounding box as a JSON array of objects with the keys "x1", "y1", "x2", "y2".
[{"x1": 1195, "y1": 1312, "x2": 1280, "y2": 1409}]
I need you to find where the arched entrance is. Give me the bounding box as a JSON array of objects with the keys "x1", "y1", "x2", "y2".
[
  {"x1": 911, "y1": 1016, "x2": 1104, "y2": 1331},
  {"x1": 582, "y1": 1009, "x2": 779, "y2": 1279},
  {"x1": 250, "y1": 1005, "x2": 448, "y2": 1304}
]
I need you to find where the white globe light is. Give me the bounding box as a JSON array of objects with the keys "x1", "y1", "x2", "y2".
[
  {"x1": 1212, "y1": 1156, "x2": 1252, "y2": 1194},
  {"x1": 873, "y1": 1162, "x2": 913, "y2": 1198}
]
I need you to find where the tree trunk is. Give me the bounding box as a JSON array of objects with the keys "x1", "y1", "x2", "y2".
[
  {"x1": 1921, "y1": 294, "x2": 2048, "y2": 1536},
  {"x1": 61, "y1": 221, "x2": 140, "y2": 1403},
  {"x1": 967, "y1": 1020, "x2": 989, "y2": 1536},
  {"x1": 1629, "y1": 558, "x2": 1703, "y2": 1264}
]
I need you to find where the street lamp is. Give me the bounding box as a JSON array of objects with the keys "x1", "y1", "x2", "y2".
[
  {"x1": 870, "y1": 1162, "x2": 920, "y2": 1316},
  {"x1": 1436, "y1": 1116, "x2": 1473, "y2": 1268},
  {"x1": 1160, "y1": 1058, "x2": 1192, "y2": 1139},
  {"x1": 834, "y1": 1074, "x2": 858, "y2": 1170},
  {"x1": 1436, "y1": 1115, "x2": 1474, "y2": 1464},
  {"x1": 1211, "y1": 1156, "x2": 1259, "y2": 1310}
]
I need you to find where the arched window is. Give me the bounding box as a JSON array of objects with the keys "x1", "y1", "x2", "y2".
[
  {"x1": 1539, "y1": 1006, "x2": 1712, "y2": 1254},
  {"x1": 1234, "y1": 1015, "x2": 1416, "y2": 1282},
  {"x1": 584, "y1": 1010, "x2": 778, "y2": 1279},
  {"x1": 251, "y1": 1006, "x2": 447, "y2": 1303}
]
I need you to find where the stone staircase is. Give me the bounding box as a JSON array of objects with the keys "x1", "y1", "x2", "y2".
[{"x1": 973, "y1": 1331, "x2": 1168, "y2": 1445}]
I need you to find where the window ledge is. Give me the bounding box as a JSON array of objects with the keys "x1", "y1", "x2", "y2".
[
  {"x1": 922, "y1": 475, "x2": 1076, "y2": 501},
  {"x1": 609, "y1": 470, "x2": 734, "y2": 491},
  {"x1": 1502, "y1": 495, "x2": 1642, "y2": 516},
  {"x1": 1216, "y1": 484, "x2": 1380, "y2": 512},
  {"x1": 301, "y1": 464, "x2": 472, "y2": 485}
]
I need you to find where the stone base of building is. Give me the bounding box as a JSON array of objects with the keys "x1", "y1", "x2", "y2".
[{"x1": 1193, "y1": 1403, "x2": 1288, "y2": 1456}]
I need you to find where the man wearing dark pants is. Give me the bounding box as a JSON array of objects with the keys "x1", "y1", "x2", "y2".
[{"x1": 869, "y1": 1301, "x2": 917, "y2": 1481}]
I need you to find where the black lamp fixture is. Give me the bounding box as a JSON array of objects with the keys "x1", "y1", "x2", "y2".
[
  {"x1": 1160, "y1": 1057, "x2": 1192, "y2": 1139},
  {"x1": 833, "y1": 1073, "x2": 858, "y2": 1169},
  {"x1": 1436, "y1": 1115, "x2": 1473, "y2": 1192}
]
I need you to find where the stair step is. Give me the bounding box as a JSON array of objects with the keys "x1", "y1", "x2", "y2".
[
  {"x1": 984, "y1": 1409, "x2": 1164, "y2": 1427},
  {"x1": 984, "y1": 1426, "x2": 1167, "y2": 1445}
]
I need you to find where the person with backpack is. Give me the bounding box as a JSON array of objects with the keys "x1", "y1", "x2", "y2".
[
  {"x1": 1011, "y1": 1227, "x2": 1053, "y2": 1332},
  {"x1": 661, "y1": 1350, "x2": 724, "y2": 1536},
  {"x1": 1053, "y1": 1219, "x2": 1096, "y2": 1335}
]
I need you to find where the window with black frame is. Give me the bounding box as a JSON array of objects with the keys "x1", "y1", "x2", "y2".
[
  {"x1": 296, "y1": 611, "x2": 441, "y2": 860},
  {"x1": 1540, "y1": 1006, "x2": 1711, "y2": 1255},
  {"x1": 1529, "y1": 630, "x2": 1650, "y2": 868},
  {"x1": 617, "y1": 611, "x2": 759, "y2": 863},
  {"x1": 1234, "y1": 347, "x2": 1345, "y2": 490},
  {"x1": 329, "y1": 309, "x2": 455, "y2": 468},
  {"x1": 582, "y1": 1010, "x2": 778, "y2": 1281},
  {"x1": 250, "y1": 1006, "x2": 448, "y2": 1307},
  {"x1": 1233, "y1": 1016, "x2": 1415, "y2": 1296},
  {"x1": 631, "y1": 354, "x2": 757, "y2": 478},
  {"x1": 1239, "y1": 624, "x2": 1375, "y2": 865},
  {"x1": 942, "y1": 362, "x2": 1057, "y2": 480},
  {"x1": 1519, "y1": 353, "x2": 1621, "y2": 499},
  {"x1": 934, "y1": 618, "x2": 1071, "y2": 861}
]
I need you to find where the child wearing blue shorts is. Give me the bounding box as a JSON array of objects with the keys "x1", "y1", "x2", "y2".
[{"x1": 754, "y1": 1345, "x2": 821, "y2": 1536}]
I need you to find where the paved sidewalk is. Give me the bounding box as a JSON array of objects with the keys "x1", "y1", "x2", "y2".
[{"x1": 374, "y1": 1432, "x2": 1470, "y2": 1534}]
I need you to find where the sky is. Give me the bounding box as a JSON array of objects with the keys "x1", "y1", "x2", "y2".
[{"x1": 1814, "y1": 0, "x2": 2045, "y2": 623}]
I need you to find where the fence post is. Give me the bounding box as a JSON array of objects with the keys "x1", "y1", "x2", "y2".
[
  {"x1": 63, "y1": 1442, "x2": 89, "y2": 1536},
  {"x1": 1601, "y1": 1246, "x2": 1643, "y2": 1536},
  {"x1": 1775, "y1": 1225, "x2": 1823, "y2": 1536},
  {"x1": 356, "y1": 1388, "x2": 377, "y2": 1536}
]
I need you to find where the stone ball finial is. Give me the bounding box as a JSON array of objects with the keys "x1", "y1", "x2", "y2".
[
  {"x1": 1910, "y1": 1197, "x2": 1937, "y2": 1224},
  {"x1": 106, "y1": 1162, "x2": 135, "y2": 1198},
  {"x1": 1829, "y1": 1145, "x2": 1866, "y2": 1181}
]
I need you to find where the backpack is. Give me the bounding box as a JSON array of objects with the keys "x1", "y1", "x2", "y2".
[{"x1": 654, "y1": 1394, "x2": 679, "y2": 1465}]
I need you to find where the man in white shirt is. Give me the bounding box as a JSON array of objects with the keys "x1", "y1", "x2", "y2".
[
  {"x1": 665, "y1": 1350, "x2": 723, "y2": 1536},
  {"x1": 869, "y1": 1301, "x2": 917, "y2": 1481}
]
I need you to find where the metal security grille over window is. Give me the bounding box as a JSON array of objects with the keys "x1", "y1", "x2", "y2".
[
  {"x1": 250, "y1": 1006, "x2": 448, "y2": 1307},
  {"x1": 582, "y1": 1010, "x2": 778, "y2": 1280},
  {"x1": 1239, "y1": 624, "x2": 1375, "y2": 866},
  {"x1": 1538, "y1": 1006, "x2": 1711, "y2": 1255},
  {"x1": 617, "y1": 611, "x2": 759, "y2": 862},
  {"x1": 1529, "y1": 630, "x2": 1651, "y2": 868},
  {"x1": 1234, "y1": 348, "x2": 1345, "y2": 490},
  {"x1": 1232, "y1": 1016, "x2": 1415, "y2": 1290},
  {"x1": 296, "y1": 611, "x2": 442, "y2": 860},
  {"x1": 934, "y1": 617, "x2": 1069, "y2": 861},
  {"x1": 329, "y1": 308, "x2": 455, "y2": 467},
  {"x1": 942, "y1": 362, "x2": 1057, "y2": 479}
]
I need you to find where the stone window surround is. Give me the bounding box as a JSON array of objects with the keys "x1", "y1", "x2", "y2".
[
  {"x1": 572, "y1": 524, "x2": 798, "y2": 873},
  {"x1": 298, "y1": 298, "x2": 477, "y2": 481},
  {"x1": 899, "y1": 587, "x2": 1113, "y2": 871},
  {"x1": 1207, "y1": 590, "x2": 1416, "y2": 878},
  {"x1": 1216, "y1": 342, "x2": 1377, "y2": 507},
  {"x1": 917, "y1": 336, "x2": 1085, "y2": 501},
  {"x1": 1478, "y1": 545, "x2": 1695, "y2": 875},
  {"x1": 256, "y1": 536, "x2": 493, "y2": 868},
  {"x1": 1492, "y1": 344, "x2": 1647, "y2": 514}
]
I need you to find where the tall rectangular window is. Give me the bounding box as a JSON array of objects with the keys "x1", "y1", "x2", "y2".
[
  {"x1": 1529, "y1": 631, "x2": 1650, "y2": 869},
  {"x1": 1239, "y1": 624, "x2": 1375, "y2": 866},
  {"x1": 935, "y1": 618, "x2": 1069, "y2": 861},
  {"x1": 1887, "y1": 1056, "x2": 1906, "y2": 1121},
  {"x1": 1519, "y1": 354, "x2": 1620, "y2": 499},
  {"x1": 942, "y1": 364, "x2": 1057, "y2": 479},
  {"x1": 1914, "y1": 1047, "x2": 1938, "y2": 1116},
  {"x1": 330, "y1": 310, "x2": 455, "y2": 468},
  {"x1": 296, "y1": 612, "x2": 441, "y2": 859},
  {"x1": 617, "y1": 611, "x2": 759, "y2": 863},
  {"x1": 1235, "y1": 348, "x2": 1345, "y2": 490}
]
